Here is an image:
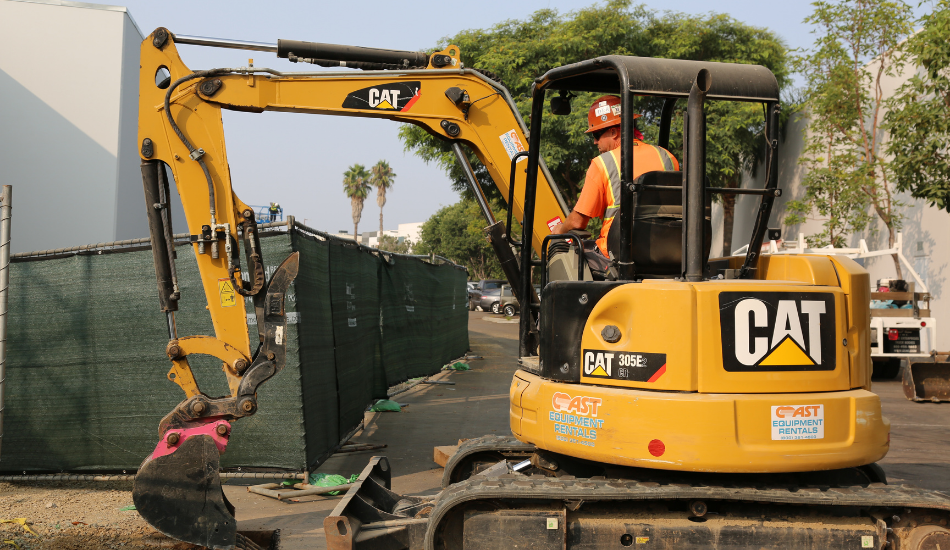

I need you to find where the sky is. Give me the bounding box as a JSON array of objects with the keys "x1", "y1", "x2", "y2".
[{"x1": 117, "y1": 0, "x2": 827, "y2": 235}]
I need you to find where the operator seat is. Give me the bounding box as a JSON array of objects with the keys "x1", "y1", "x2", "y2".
[{"x1": 606, "y1": 170, "x2": 712, "y2": 279}]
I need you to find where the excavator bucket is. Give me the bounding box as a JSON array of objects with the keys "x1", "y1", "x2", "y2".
[
  {"x1": 133, "y1": 432, "x2": 236, "y2": 549},
  {"x1": 903, "y1": 360, "x2": 950, "y2": 402}
]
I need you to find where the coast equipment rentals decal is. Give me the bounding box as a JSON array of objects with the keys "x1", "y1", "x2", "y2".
[
  {"x1": 771, "y1": 404, "x2": 824, "y2": 440},
  {"x1": 719, "y1": 292, "x2": 836, "y2": 371},
  {"x1": 550, "y1": 392, "x2": 603, "y2": 447},
  {"x1": 341, "y1": 82, "x2": 420, "y2": 112}
]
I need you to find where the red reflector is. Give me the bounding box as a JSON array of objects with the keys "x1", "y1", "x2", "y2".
[
  {"x1": 888, "y1": 329, "x2": 899, "y2": 340},
  {"x1": 648, "y1": 439, "x2": 665, "y2": 457},
  {"x1": 921, "y1": 321, "x2": 926, "y2": 327}
]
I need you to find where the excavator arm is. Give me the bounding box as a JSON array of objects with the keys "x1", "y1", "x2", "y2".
[{"x1": 133, "y1": 28, "x2": 566, "y2": 549}]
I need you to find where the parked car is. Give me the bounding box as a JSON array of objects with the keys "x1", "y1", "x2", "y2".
[
  {"x1": 474, "y1": 287, "x2": 499, "y2": 312},
  {"x1": 466, "y1": 281, "x2": 477, "y2": 302},
  {"x1": 497, "y1": 285, "x2": 520, "y2": 316},
  {"x1": 478, "y1": 284, "x2": 520, "y2": 315},
  {"x1": 468, "y1": 279, "x2": 506, "y2": 311}
]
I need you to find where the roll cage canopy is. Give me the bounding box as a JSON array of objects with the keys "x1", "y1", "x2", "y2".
[
  {"x1": 518, "y1": 56, "x2": 782, "y2": 355},
  {"x1": 536, "y1": 55, "x2": 780, "y2": 102}
]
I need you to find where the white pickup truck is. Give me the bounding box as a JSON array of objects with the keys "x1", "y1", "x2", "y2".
[{"x1": 869, "y1": 279, "x2": 936, "y2": 379}]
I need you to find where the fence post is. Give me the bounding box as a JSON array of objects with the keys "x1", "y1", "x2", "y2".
[{"x1": 0, "y1": 186, "x2": 11, "y2": 461}]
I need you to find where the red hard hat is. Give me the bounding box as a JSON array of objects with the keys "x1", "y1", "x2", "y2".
[{"x1": 585, "y1": 95, "x2": 640, "y2": 134}]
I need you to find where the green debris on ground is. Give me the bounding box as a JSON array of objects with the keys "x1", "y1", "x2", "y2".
[
  {"x1": 370, "y1": 399, "x2": 403, "y2": 412},
  {"x1": 442, "y1": 362, "x2": 470, "y2": 371},
  {"x1": 308, "y1": 473, "x2": 360, "y2": 495}
]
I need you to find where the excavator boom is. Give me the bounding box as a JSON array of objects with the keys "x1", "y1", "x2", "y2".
[{"x1": 134, "y1": 28, "x2": 566, "y2": 548}]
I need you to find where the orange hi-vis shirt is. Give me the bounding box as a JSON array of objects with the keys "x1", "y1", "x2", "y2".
[{"x1": 574, "y1": 141, "x2": 679, "y2": 256}]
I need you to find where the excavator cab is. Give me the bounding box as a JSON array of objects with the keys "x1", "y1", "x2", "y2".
[{"x1": 522, "y1": 57, "x2": 782, "y2": 357}]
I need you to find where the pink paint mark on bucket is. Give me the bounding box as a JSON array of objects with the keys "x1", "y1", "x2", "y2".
[{"x1": 148, "y1": 418, "x2": 231, "y2": 461}]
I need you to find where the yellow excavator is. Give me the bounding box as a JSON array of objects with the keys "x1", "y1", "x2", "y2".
[{"x1": 133, "y1": 28, "x2": 950, "y2": 550}]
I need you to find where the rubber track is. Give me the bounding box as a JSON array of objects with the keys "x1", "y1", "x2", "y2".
[
  {"x1": 236, "y1": 533, "x2": 264, "y2": 550},
  {"x1": 441, "y1": 435, "x2": 535, "y2": 487},
  {"x1": 425, "y1": 473, "x2": 950, "y2": 549}
]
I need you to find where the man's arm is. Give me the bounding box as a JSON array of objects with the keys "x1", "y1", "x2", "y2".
[{"x1": 552, "y1": 210, "x2": 591, "y2": 234}]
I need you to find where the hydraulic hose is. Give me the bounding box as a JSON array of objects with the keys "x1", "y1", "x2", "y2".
[
  {"x1": 163, "y1": 69, "x2": 232, "y2": 220},
  {"x1": 156, "y1": 163, "x2": 180, "y2": 300}
]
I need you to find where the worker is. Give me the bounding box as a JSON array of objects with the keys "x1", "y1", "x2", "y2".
[
  {"x1": 268, "y1": 202, "x2": 281, "y2": 222},
  {"x1": 552, "y1": 95, "x2": 679, "y2": 264}
]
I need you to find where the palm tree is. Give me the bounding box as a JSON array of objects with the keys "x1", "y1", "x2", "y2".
[
  {"x1": 342, "y1": 164, "x2": 372, "y2": 243},
  {"x1": 371, "y1": 160, "x2": 397, "y2": 239}
]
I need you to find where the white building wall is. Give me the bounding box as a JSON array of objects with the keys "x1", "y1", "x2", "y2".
[
  {"x1": 730, "y1": 57, "x2": 950, "y2": 349},
  {"x1": 397, "y1": 222, "x2": 423, "y2": 246},
  {"x1": 0, "y1": 0, "x2": 155, "y2": 253},
  {"x1": 361, "y1": 222, "x2": 423, "y2": 249}
]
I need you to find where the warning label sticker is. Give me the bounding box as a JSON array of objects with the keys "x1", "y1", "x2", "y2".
[
  {"x1": 546, "y1": 216, "x2": 562, "y2": 232},
  {"x1": 218, "y1": 278, "x2": 237, "y2": 308},
  {"x1": 771, "y1": 404, "x2": 824, "y2": 440}
]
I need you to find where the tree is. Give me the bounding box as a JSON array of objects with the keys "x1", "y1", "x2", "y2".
[
  {"x1": 884, "y1": 0, "x2": 950, "y2": 212},
  {"x1": 786, "y1": 0, "x2": 914, "y2": 273},
  {"x1": 398, "y1": 0, "x2": 790, "y2": 253},
  {"x1": 377, "y1": 234, "x2": 412, "y2": 254},
  {"x1": 414, "y1": 198, "x2": 519, "y2": 279},
  {"x1": 342, "y1": 164, "x2": 372, "y2": 242},
  {"x1": 371, "y1": 160, "x2": 397, "y2": 237}
]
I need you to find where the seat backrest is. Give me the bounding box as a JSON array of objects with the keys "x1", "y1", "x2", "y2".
[{"x1": 606, "y1": 170, "x2": 711, "y2": 277}]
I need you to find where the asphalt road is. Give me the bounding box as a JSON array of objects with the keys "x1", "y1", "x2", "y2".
[
  {"x1": 227, "y1": 310, "x2": 519, "y2": 549},
  {"x1": 224, "y1": 311, "x2": 950, "y2": 549}
]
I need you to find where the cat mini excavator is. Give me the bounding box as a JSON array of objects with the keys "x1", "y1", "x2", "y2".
[
  {"x1": 132, "y1": 27, "x2": 950, "y2": 550},
  {"x1": 325, "y1": 60, "x2": 950, "y2": 549}
]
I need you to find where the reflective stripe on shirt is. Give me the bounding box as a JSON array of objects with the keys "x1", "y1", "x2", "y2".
[{"x1": 597, "y1": 150, "x2": 622, "y2": 221}]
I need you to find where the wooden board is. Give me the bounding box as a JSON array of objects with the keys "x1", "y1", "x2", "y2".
[
  {"x1": 433, "y1": 445, "x2": 459, "y2": 468},
  {"x1": 871, "y1": 309, "x2": 930, "y2": 318}
]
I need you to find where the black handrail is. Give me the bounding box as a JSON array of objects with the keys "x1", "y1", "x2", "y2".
[
  {"x1": 738, "y1": 101, "x2": 781, "y2": 279},
  {"x1": 506, "y1": 151, "x2": 530, "y2": 247},
  {"x1": 540, "y1": 233, "x2": 586, "y2": 289},
  {"x1": 683, "y1": 69, "x2": 710, "y2": 282}
]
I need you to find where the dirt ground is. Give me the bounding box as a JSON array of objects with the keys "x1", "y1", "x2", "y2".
[
  {"x1": 2, "y1": 311, "x2": 948, "y2": 550},
  {"x1": 0, "y1": 479, "x2": 201, "y2": 549}
]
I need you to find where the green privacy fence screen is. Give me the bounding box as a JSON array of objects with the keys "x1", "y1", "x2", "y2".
[{"x1": 1, "y1": 224, "x2": 468, "y2": 473}]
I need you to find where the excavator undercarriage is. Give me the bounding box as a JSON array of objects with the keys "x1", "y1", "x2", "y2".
[{"x1": 327, "y1": 438, "x2": 950, "y2": 550}]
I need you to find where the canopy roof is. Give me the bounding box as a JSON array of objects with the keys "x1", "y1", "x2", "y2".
[{"x1": 537, "y1": 55, "x2": 780, "y2": 102}]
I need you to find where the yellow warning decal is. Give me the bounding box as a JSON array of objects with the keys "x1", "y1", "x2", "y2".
[
  {"x1": 218, "y1": 278, "x2": 237, "y2": 307},
  {"x1": 758, "y1": 335, "x2": 815, "y2": 366},
  {"x1": 636, "y1": 537, "x2": 650, "y2": 544}
]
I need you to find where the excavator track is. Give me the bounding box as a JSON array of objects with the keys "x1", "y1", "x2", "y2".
[
  {"x1": 427, "y1": 472, "x2": 950, "y2": 549},
  {"x1": 442, "y1": 435, "x2": 536, "y2": 487},
  {"x1": 328, "y1": 439, "x2": 950, "y2": 550}
]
